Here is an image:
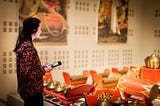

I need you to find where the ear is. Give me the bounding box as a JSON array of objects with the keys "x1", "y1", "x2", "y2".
[{"x1": 33, "y1": 28, "x2": 37, "y2": 33}]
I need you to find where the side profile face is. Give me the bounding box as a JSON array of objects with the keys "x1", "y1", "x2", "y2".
[
  {"x1": 32, "y1": 22, "x2": 42, "y2": 40},
  {"x1": 22, "y1": 17, "x2": 41, "y2": 40}
]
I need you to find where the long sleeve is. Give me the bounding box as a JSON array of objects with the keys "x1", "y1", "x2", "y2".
[
  {"x1": 19, "y1": 46, "x2": 45, "y2": 80},
  {"x1": 16, "y1": 40, "x2": 45, "y2": 99}
]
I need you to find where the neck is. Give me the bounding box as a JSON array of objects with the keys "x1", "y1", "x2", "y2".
[{"x1": 32, "y1": 33, "x2": 36, "y2": 40}]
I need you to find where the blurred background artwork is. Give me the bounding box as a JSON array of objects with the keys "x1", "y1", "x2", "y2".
[
  {"x1": 19, "y1": 0, "x2": 68, "y2": 45},
  {"x1": 98, "y1": 0, "x2": 128, "y2": 44}
]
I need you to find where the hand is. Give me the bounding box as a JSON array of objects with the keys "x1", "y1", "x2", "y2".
[{"x1": 43, "y1": 65, "x2": 53, "y2": 73}]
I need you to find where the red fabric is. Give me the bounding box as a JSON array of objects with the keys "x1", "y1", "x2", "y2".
[
  {"x1": 130, "y1": 66, "x2": 137, "y2": 71},
  {"x1": 112, "y1": 68, "x2": 118, "y2": 73},
  {"x1": 66, "y1": 84, "x2": 94, "y2": 99},
  {"x1": 118, "y1": 75, "x2": 152, "y2": 98},
  {"x1": 43, "y1": 72, "x2": 53, "y2": 81},
  {"x1": 92, "y1": 73, "x2": 103, "y2": 89},
  {"x1": 90, "y1": 70, "x2": 97, "y2": 84},
  {"x1": 62, "y1": 71, "x2": 88, "y2": 86},
  {"x1": 62, "y1": 71, "x2": 71, "y2": 85},
  {"x1": 83, "y1": 70, "x2": 90, "y2": 77}
]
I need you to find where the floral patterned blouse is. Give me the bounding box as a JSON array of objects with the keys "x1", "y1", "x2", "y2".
[{"x1": 16, "y1": 40, "x2": 45, "y2": 99}]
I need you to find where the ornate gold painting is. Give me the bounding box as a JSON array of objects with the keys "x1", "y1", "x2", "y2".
[
  {"x1": 98, "y1": 0, "x2": 128, "y2": 44},
  {"x1": 19, "y1": 0, "x2": 68, "y2": 45}
]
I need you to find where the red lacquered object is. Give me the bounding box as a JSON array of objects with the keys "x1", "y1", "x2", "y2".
[
  {"x1": 112, "y1": 67, "x2": 119, "y2": 73},
  {"x1": 118, "y1": 75, "x2": 159, "y2": 105},
  {"x1": 62, "y1": 71, "x2": 88, "y2": 86},
  {"x1": 43, "y1": 72, "x2": 53, "y2": 81},
  {"x1": 141, "y1": 66, "x2": 160, "y2": 83}
]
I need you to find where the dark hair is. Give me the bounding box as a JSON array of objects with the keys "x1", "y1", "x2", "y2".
[{"x1": 13, "y1": 17, "x2": 41, "y2": 52}]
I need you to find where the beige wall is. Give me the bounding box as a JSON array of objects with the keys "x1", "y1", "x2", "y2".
[{"x1": 0, "y1": 0, "x2": 160, "y2": 100}]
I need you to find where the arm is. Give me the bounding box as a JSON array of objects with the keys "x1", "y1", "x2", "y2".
[{"x1": 19, "y1": 45, "x2": 45, "y2": 81}]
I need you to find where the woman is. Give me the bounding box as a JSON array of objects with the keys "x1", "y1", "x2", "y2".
[{"x1": 13, "y1": 17, "x2": 52, "y2": 106}]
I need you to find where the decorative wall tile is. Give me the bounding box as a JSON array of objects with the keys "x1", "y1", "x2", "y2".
[
  {"x1": 155, "y1": 9, "x2": 160, "y2": 17},
  {"x1": 128, "y1": 8, "x2": 134, "y2": 17},
  {"x1": 93, "y1": 2, "x2": 98, "y2": 12},
  {"x1": 2, "y1": 20, "x2": 18, "y2": 33},
  {"x1": 38, "y1": 51, "x2": 49, "y2": 65},
  {"x1": 154, "y1": 49, "x2": 160, "y2": 57},
  {"x1": 1, "y1": 51, "x2": 16, "y2": 74},
  {"x1": 154, "y1": 29, "x2": 160, "y2": 38},
  {"x1": 122, "y1": 49, "x2": 133, "y2": 64},
  {"x1": 92, "y1": 49, "x2": 105, "y2": 67},
  {"x1": 74, "y1": 25, "x2": 89, "y2": 36},
  {"x1": 128, "y1": 28, "x2": 134, "y2": 36},
  {"x1": 75, "y1": 1, "x2": 89, "y2": 12},
  {"x1": 108, "y1": 49, "x2": 119, "y2": 65},
  {"x1": 52, "y1": 50, "x2": 70, "y2": 70},
  {"x1": 67, "y1": 0, "x2": 71, "y2": 9},
  {"x1": 73, "y1": 50, "x2": 88, "y2": 68},
  {"x1": 92, "y1": 26, "x2": 96, "y2": 36}
]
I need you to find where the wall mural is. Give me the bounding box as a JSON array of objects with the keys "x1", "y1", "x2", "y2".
[
  {"x1": 98, "y1": 0, "x2": 128, "y2": 44},
  {"x1": 19, "y1": 0, "x2": 68, "y2": 45}
]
